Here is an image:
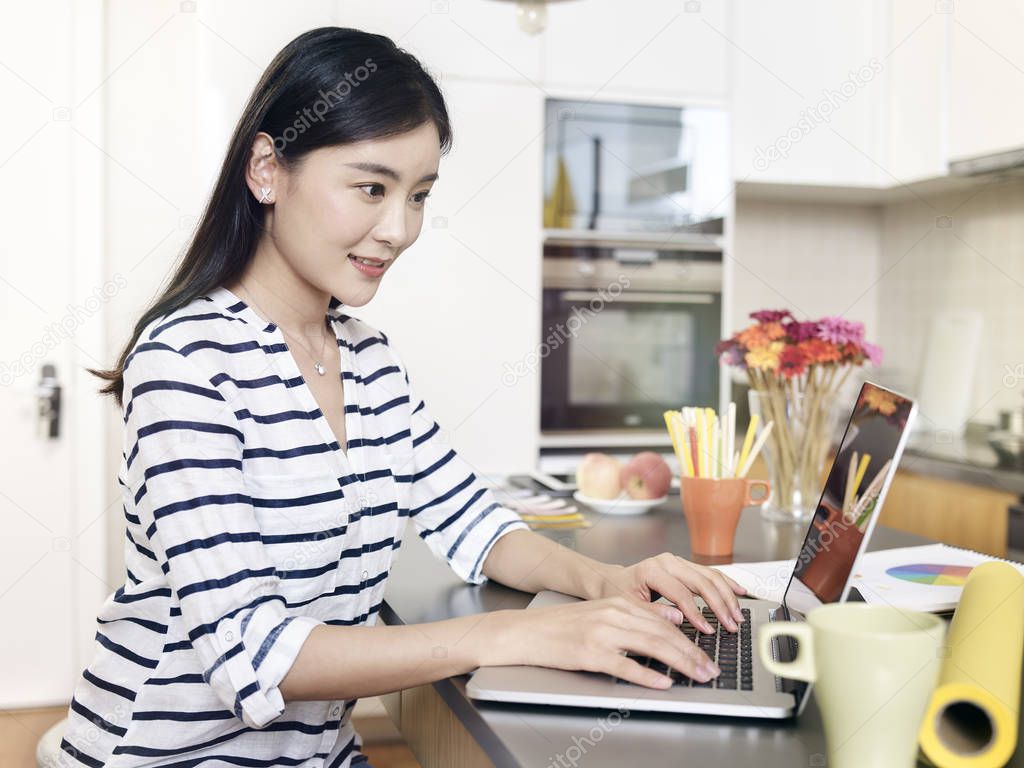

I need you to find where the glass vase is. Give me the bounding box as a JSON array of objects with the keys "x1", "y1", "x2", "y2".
[{"x1": 748, "y1": 387, "x2": 842, "y2": 524}]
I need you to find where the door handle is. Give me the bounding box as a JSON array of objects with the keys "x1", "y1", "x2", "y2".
[
  {"x1": 37, "y1": 363, "x2": 61, "y2": 439},
  {"x1": 560, "y1": 290, "x2": 715, "y2": 304}
]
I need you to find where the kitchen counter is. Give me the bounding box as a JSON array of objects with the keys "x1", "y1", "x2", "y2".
[
  {"x1": 902, "y1": 429, "x2": 1024, "y2": 497},
  {"x1": 380, "y1": 501, "x2": 1024, "y2": 767}
]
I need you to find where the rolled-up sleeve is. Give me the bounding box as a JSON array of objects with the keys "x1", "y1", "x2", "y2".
[
  {"x1": 388, "y1": 353, "x2": 529, "y2": 585},
  {"x1": 122, "y1": 342, "x2": 321, "y2": 729}
]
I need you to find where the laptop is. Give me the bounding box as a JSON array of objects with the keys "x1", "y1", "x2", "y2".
[{"x1": 467, "y1": 381, "x2": 918, "y2": 719}]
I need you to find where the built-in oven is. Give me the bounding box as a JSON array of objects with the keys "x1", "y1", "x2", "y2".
[{"x1": 540, "y1": 234, "x2": 722, "y2": 439}]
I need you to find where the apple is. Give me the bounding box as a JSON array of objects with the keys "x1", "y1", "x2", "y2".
[
  {"x1": 575, "y1": 453, "x2": 623, "y2": 499},
  {"x1": 621, "y1": 452, "x2": 672, "y2": 500}
]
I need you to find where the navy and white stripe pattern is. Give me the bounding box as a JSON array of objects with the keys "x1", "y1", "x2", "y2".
[{"x1": 58, "y1": 286, "x2": 528, "y2": 767}]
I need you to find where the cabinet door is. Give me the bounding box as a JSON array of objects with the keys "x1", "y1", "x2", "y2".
[
  {"x1": 948, "y1": 0, "x2": 1024, "y2": 161},
  {"x1": 886, "y1": 0, "x2": 948, "y2": 182},
  {"x1": 336, "y1": 0, "x2": 542, "y2": 84},
  {"x1": 541, "y1": 0, "x2": 728, "y2": 101},
  {"x1": 880, "y1": 471, "x2": 1013, "y2": 558},
  {"x1": 731, "y1": 0, "x2": 886, "y2": 186}
]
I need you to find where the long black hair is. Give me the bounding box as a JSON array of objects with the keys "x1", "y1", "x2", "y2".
[{"x1": 90, "y1": 26, "x2": 452, "y2": 406}]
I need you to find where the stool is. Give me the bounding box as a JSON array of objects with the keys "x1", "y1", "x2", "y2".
[{"x1": 36, "y1": 717, "x2": 67, "y2": 767}]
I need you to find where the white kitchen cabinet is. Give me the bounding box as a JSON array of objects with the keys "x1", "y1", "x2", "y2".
[
  {"x1": 948, "y1": 0, "x2": 1024, "y2": 162},
  {"x1": 540, "y1": 0, "x2": 729, "y2": 102},
  {"x1": 885, "y1": 0, "x2": 948, "y2": 182},
  {"x1": 335, "y1": 0, "x2": 543, "y2": 84},
  {"x1": 354, "y1": 78, "x2": 545, "y2": 475},
  {"x1": 731, "y1": 0, "x2": 888, "y2": 187}
]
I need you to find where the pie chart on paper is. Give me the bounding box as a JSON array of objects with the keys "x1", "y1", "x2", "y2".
[{"x1": 885, "y1": 563, "x2": 974, "y2": 586}]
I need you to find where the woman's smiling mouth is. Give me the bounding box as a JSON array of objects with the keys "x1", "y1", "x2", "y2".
[{"x1": 347, "y1": 253, "x2": 389, "y2": 278}]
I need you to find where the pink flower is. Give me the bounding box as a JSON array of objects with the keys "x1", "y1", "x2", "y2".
[
  {"x1": 724, "y1": 346, "x2": 746, "y2": 367},
  {"x1": 784, "y1": 321, "x2": 820, "y2": 343},
  {"x1": 716, "y1": 340, "x2": 747, "y2": 368},
  {"x1": 818, "y1": 316, "x2": 865, "y2": 346},
  {"x1": 862, "y1": 341, "x2": 883, "y2": 367},
  {"x1": 750, "y1": 309, "x2": 793, "y2": 324}
]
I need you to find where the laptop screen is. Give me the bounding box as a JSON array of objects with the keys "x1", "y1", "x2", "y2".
[{"x1": 781, "y1": 382, "x2": 917, "y2": 617}]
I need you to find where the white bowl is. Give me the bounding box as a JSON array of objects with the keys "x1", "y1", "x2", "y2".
[{"x1": 572, "y1": 490, "x2": 668, "y2": 516}]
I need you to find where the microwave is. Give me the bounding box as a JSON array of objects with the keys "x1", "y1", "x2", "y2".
[{"x1": 543, "y1": 98, "x2": 730, "y2": 235}]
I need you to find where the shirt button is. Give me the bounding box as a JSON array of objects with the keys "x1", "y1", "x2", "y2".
[
  {"x1": 361, "y1": 569, "x2": 368, "y2": 580},
  {"x1": 331, "y1": 705, "x2": 341, "y2": 717}
]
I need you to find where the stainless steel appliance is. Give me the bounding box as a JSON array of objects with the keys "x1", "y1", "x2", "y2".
[
  {"x1": 543, "y1": 98, "x2": 730, "y2": 234},
  {"x1": 538, "y1": 98, "x2": 730, "y2": 473},
  {"x1": 1009, "y1": 501, "x2": 1024, "y2": 563},
  {"x1": 539, "y1": 232, "x2": 723, "y2": 470}
]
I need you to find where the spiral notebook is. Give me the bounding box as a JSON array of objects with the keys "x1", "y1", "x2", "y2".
[
  {"x1": 849, "y1": 543, "x2": 1024, "y2": 613},
  {"x1": 714, "y1": 544, "x2": 1024, "y2": 614}
]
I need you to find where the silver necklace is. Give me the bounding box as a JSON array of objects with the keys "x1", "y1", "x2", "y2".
[{"x1": 237, "y1": 282, "x2": 330, "y2": 376}]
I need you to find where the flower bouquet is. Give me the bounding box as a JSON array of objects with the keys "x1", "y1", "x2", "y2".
[{"x1": 715, "y1": 309, "x2": 883, "y2": 523}]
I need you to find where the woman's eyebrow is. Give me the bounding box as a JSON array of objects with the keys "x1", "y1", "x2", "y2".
[{"x1": 344, "y1": 161, "x2": 438, "y2": 184}]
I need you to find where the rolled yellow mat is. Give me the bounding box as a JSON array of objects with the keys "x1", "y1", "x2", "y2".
[{"x1": 919, "y1": 561, "x2": 1024, "y2": 767}]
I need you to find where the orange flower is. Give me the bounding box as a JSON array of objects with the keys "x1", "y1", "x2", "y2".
[
  {"x1": 745, "y1": 341, "x2": 783, "y2": 371},
  {"x1": 737, "y1": 325, "x2": 770, "y2": 349},
  {"x1": 798, "y1": 338, "x2": 841, "y2": 364}
]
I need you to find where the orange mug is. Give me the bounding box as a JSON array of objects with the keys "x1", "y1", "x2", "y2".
[{"x1": 680, "y1": 476, "x2": 771, "y2": 556}]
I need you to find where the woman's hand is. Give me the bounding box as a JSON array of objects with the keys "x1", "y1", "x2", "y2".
[
  {"x1": 594, "y1": 553, "x2": 748, "y2": 633},
  {"x1": 485, "y1": 596, "x2": 721, "y2": 688}
]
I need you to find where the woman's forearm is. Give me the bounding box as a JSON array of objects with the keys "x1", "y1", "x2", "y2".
[
  {"x1": 480, "y1": 528, "x2": 621, "y2": 600},
  {"x1": 280, "y1": 610, "x2": 517, "y2": 702},
  {"x1": 280, "y1": 531, "x2": 621, "y2": 702}
]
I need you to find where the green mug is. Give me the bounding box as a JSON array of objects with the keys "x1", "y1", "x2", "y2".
[{"x1": 759, "y1": 603, "x2": 946, "y2": 768}]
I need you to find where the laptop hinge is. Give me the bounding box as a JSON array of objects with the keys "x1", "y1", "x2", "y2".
[{"x1": 767, "y1": 606, "x2": 802, "y2": 694}]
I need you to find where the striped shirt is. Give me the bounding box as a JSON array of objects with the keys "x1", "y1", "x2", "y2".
[{"x1": 59, "y1": 286, "x2": 528, "y2": 768}]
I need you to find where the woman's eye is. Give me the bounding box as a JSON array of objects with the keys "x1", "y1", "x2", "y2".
[
  {"x1": 358, "y1": 183, "x2": 385, "y2": 199},
  {"x1": 412, "y1": 190, "x2": 431, "y2": 204}
]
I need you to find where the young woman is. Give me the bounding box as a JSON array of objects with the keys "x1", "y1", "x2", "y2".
[{"x1": 60, "y1": 27, "x2": 746, "y2": 768}]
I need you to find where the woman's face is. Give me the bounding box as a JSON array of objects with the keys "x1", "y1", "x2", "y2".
[{"x1": 267, "y1": 120, "x2": 441, "y2": 308}]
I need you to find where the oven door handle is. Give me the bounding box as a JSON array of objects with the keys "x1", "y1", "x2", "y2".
[{"x1": 560, "y1": 290, "x2": 716, "y2": 304}]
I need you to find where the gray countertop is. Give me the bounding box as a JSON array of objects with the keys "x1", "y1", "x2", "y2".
[
  {"x1": 903, "y1": 430, "x2": 1024, "y2": 496},
  {"x1": 381, "y1": 501, "x2": 1024, "y2": 767}
]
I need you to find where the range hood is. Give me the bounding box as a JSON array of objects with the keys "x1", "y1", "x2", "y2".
[{"x1": 949, "y1": 146, "x2": 1024, "y2": 177}]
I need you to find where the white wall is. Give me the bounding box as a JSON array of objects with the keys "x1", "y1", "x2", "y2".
[
  {"x1": 733, "y1": 177, "x2": 1024, "y2": 429},
  {"x1": 352, "y1": 78, "x2": 544, "y2": 480},
  {"x1": 877, "y1": 178, "x2": 1024, "y2": 424},
  {"x1": 731, "y1": 198, "x2": 882, "y2": 332},
  {"x1": 0, "y1": 0, "x2": 109, "y2": 704},
  {"x1": 102, "y1": 0, "x2": 210, "y2": 584}
]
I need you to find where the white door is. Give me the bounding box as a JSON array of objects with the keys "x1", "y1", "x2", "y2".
[{"x1": 0, "y1": 0, "x2": 107, "y2": 708}]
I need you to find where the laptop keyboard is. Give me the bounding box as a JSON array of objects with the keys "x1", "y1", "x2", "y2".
[{"x1": 616, "y1": 607, "x2": 753, "y2": 690}]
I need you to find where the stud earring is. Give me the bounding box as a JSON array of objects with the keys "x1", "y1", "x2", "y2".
[{"x1": 258, "y1": 186, "x2": 274, "y2": 204}]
